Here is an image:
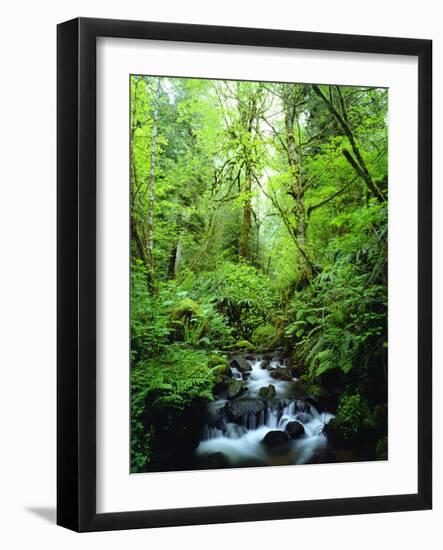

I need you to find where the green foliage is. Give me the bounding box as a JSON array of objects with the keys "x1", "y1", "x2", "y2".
[
  {"x1": 193, "y1": 262, "x2": 278, "y2": 339},
  {"x1": 251, "y1": 324, "x2": 278, "y2": 350},
  {"x1": 129, "y1": 76, "x2": 388, "y2": 468},
  {"x1": 231, "y1": 339, "x2": 255, "y2": 351},
  {"x1": 335, "y1": 393, "x2": 368, "y2": 440},
  {"x1": 131, "y1": 261, "x2": 172, "y2": 361},
  {"x1": 131, "y1": 346, "x2": 214, "y2": 472},
  {"x1": 207, "y1": 354, "x2": 229, "y2": 369},
  {"x1": 286, "y1": 202, "x2": 387, "y2": 386}
]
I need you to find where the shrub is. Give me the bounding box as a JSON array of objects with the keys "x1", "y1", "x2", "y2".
[
  {"x1": 335, "y1": 393, "x2": 367, "y2": 440},
  {"x1": 130, "y1": 261, "x2": 171, "y2": 361},
  {"x1": 169, "y1": 296, "x2": 233, "y2": 349},
  {"x1": 192, "y1": 262, "x2": 278, "y2": 339}
]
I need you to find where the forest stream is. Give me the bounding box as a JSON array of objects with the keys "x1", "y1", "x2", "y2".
[
  {"x1": 195, "y1": 354, "x2": 335, "y2": 469},
  {"x1": 129, "y1": 76, "x2": 389, "y2": 474}
]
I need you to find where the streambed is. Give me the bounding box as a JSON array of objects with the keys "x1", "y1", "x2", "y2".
[{"x1": 195, "y1": 354, "x2": 335, "y2": 469}]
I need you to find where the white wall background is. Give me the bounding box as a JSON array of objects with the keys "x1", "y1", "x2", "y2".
[{"x1": 0, "y1": 0, "x2": 440, "y2": 547}]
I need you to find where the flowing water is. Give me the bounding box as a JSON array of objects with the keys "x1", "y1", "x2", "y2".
[{"x1": 195, "y1": 356, "x2": 334, "y2": 468}]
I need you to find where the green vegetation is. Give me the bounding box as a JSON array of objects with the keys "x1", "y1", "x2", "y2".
[{"x1": 130, "y1": 76, "x2": 388, "y2": 471}]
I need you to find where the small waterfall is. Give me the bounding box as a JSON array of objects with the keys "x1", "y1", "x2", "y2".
[
  {"x1": 266, "y1": 407, "x2": 279, "y2": 428},
  {"x1": 201, "y1": 425, "x2": 224, "y2": 441},
  {"x1": 196, "y1": 355, "x2": 335, "y2": 466}
]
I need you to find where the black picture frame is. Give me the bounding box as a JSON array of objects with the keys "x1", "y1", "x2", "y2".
[{"x1": 57, "y1": 17, "x2": 432, "y2": 532}]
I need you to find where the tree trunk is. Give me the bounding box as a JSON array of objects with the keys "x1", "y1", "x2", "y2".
[
  {"x1": 146, "y1": 78, "x2": 161, "y2": 291},
  {"x1": 284, "y1": 99, "x2": 313, "y2": 281},
  {"x1": 239, "y1": 163, "x2": 252, "y2": 260},
  {"x1": 167, "y1": 236, "x2": 182, "y2": 279},
  {"x1": 131, "y1": 219, "x2": 149, "y2": 267}
]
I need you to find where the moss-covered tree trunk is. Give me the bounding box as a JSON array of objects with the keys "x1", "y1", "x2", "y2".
[
  {"x1": 146, "y1": 78, "x2": 161, "y2": 292},
  {"x1": 283, "y1": 92, "x2": 313, "y2": 281},
  {"x1": 239, "y1": 163, "x2": 252, "y2": 260}
]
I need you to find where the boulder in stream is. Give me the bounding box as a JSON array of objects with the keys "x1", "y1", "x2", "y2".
[
  {"x1": 285, "y1": 420, "x2": 305, "y2": 439},
  {"x1": 260, "y1": 359, "x2": 271, "y2": 369},
  {"x1": 230, "y1": 355, "x2": 252, "y2": 373},
  {"x1": 259, "y1": 384, "x2": 276, "y2": 400},
  {"x1": 227, "y1": 379, "x2": 247, "y2": 400},
  {"x1": 270, "y1": 367, "x2": 292, "y2": 381},
  {"x1": 261, "y1": 430, "x2": 290, "y2": 451},
  {"x1": 225, "y1": 397, "x2": 267, "y2": 423}
]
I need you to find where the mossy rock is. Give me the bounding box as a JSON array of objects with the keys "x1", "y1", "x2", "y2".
[
  {"x1": 170, "y1": 298, "x2": 201, "y2": 322},
  {"x1": 231, "y1": 340, "x2": 254, "y2": 351},
  {"x1": 251, "y1": 324, "x2": 278, "y2": 351},
  {"x1": 169, "y1": 298, "x2": 204, "y2": 340},
  {"x1": 211, "y1": 364, "x2": 232, "y2": 379},
  {"x1": 259, "y1": 384, "x2": 276, "y2": 400},
  {"x1": 270, "y1": 367, "x2": 292, "y2": 381},
  {"x1": 308, "y1": 384, "x2": 328, "y2": 401},
  {"x1": 213, "y1": 375, "x2": 232, "y2": 394},
  {"x1": 227, "y1": 379, "x2": 247, "y2": 399}
]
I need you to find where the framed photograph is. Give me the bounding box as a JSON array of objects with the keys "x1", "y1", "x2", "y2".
[{"x1": 57, "y1": 17, "x2": 432, "y2": 532}]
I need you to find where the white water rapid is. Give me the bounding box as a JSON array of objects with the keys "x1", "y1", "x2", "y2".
[{"x1": 196, "y1": 356, "x2": 334, "y2": 467}]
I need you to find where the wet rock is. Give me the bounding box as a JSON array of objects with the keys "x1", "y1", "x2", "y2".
[
  {"x1": 230, "y1": 355, "x2": 252, "y2": 373},
  {"x1": 261, "y1": 430, "x2": 290, "y2": 451},
  {"x1": 285, "y1": 420, "x2": 305, "y2": 439},
  {"x1": 205, "y1": 411, "x2": 226, "y2": 430},
  {"x1": 323, "y1": 418, "x2": 338, "y2": 442},
  {"x1": 225, "y1": 397, "x2": 267, "y2": 423},
  {"x1": 211, "y1": 364, "x2": 232, "y2": 378},
  {"x1": 270, "y1": 367, "x2": 292, "y2": 381},
  {"x1": 260, "y1": 359, "x2": 271, "y2": 369},
  {"x1": 213, "y1": 375, "x2": 232, "y2": 395},
  {"x1": 259, "y1": 384, "x2": 276, "y2": 400},
  {"x1": 289, "y1": 363, "x2": 306, "y2": 377},
  {"x1": 227, "y1": 379, "x2": 247, "y2": 400}
]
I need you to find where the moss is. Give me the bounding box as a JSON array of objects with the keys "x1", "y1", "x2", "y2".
[
  {"x1": 170, "y1": 298, "x2": 202, "y2": 322},
  {"x1": 231, "y1": 339, "x2": 254, "y2": 351},
  {"x1": 227, "y1": 379, "x2": 246, "y2": 399},
  {"x1": 309, "y1": 384, "x2": 328, "y2": 401},
  {"x1": 211, "y1": 364, "x2": 231, "y2": 379},
  {"x1": 259, "y1": 384, "x2": 276, "y2": 399}
]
